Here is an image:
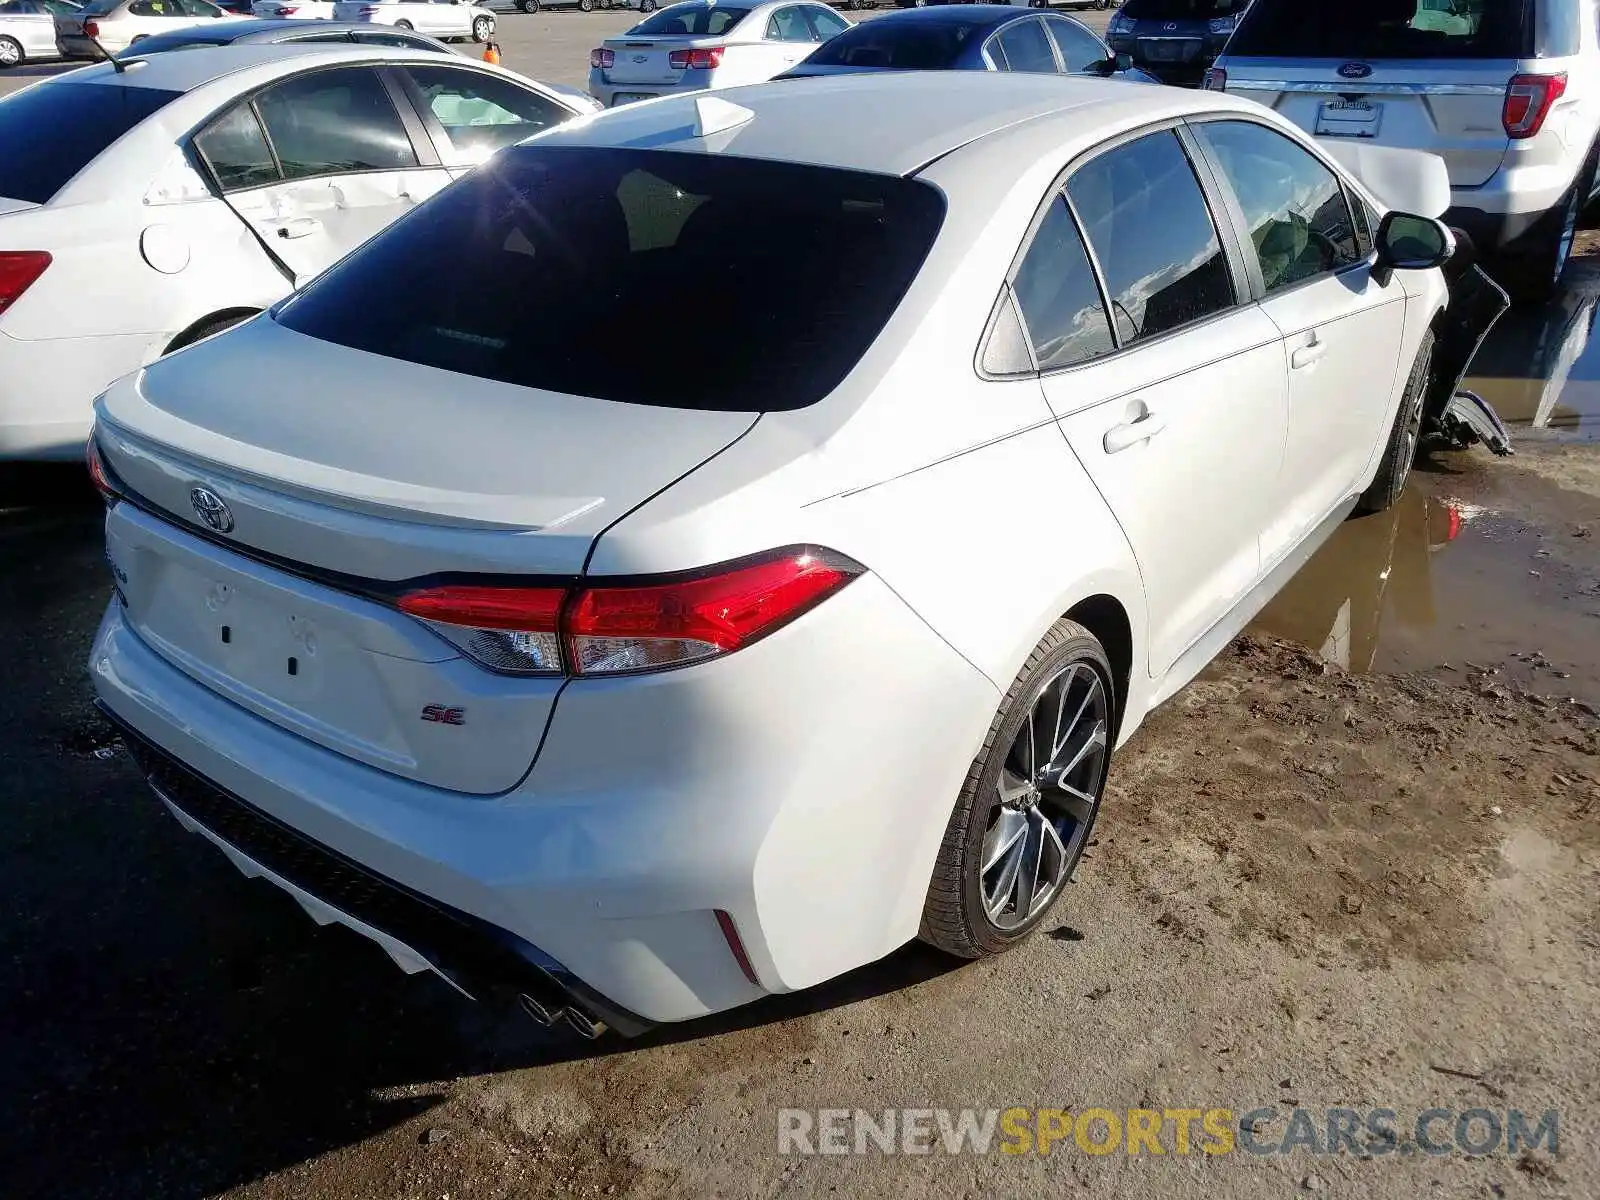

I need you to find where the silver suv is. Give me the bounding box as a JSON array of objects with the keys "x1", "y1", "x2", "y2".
[{"x1": 1207, "y1": 0, "x2": 1600, "y2": 303}]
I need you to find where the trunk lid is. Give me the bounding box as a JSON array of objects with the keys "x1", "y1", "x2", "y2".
[
  {"x1": 600, "y1": 36, "x2": 719, "y2": 86},
  {"x1": 94, "y1": 315, "x2": 757, "y2": 793},
  {"x1": 1222, "y1": 59, "x2": 1514, "y2": 188}
]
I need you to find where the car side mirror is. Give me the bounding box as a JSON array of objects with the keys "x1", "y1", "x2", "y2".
[
  {"x1": 1115, "y1": 51, "x2": 1132, "y2": 71},
  {"x1": 1372, "y1": 210, "x2": 1455, "y2": 286}
]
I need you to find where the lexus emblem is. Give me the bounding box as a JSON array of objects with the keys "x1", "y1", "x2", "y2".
[
  {"x1": 1163, "y1": 21, "x2": 1177, "y2": 29},
  {"x1": 189, "y1": 486, "x2": 235, "y2": 534},
  {"x1": 633, "y1": 54, "x2": 647, "y2": 62},
  {"x1": 1337, "y1": 61, "x2": 1373, "y2": 79}
]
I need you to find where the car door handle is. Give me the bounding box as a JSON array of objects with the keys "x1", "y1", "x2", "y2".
[
  {"x1": 272, "y1": 217, "x2": 322, "y2": 240},
  {"x1": 1103, "y1": 413, "x2": 1166, "y2": 454},
  {"x1": 1291, "y1": 338, "x2": 1327, "y2": 370}
]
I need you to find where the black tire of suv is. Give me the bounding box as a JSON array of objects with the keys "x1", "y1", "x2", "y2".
[
  {"x1": 919, "y1": 619, "x2": 1114, "y2": 960},
  {"x1": 1496, "y1": 143, "x2": 1598, "y2": 306},
  {"x1": 518, "y1": 0, "x2": 539, "y2": 11},
  {"x1": 1356, "y1": 329, "x2": 1434, "y2": 516}
]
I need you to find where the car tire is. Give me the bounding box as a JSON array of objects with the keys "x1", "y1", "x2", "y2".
[
  {"x1": 1355, "y1": 328, "x2": 1434, "y2": 516},
  {"x1": 1496, "y1": 146, "x2": 1597, "y2": 306},
  {"x1": 640, "y1": 0, "x2": 655, "y2": 9},
  {"x1": 394, "y1": 18, "x2": 413, "y2": 27},
  {"x1": 920, "y1": 619, "x2": 1114, "y2": 960},
  {"x1": 163, "y1": 312, "x2": 254, "y2": 355},
  {"x1": 0, "y1": 36, "x2": 23, "y2": 68},
  {"x1": 578, "y1": 0, "x2": 594, "y2": 10},
  {"x1": 472, "y1": 14, "x2": 493, "y2": 39},
  {"x1": 518, "y1": 0, "x2": 539, "y2": 10}
]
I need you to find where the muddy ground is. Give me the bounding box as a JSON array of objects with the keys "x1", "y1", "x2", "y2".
[{"x1": 4, "y1": 300, "x2": 1600, "y2": 1198}]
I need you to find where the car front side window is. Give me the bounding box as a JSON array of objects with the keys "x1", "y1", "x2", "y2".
[
  {"x1": 1044, "y1": 15, "x2": 1106, "y2": 72},
  {"x1": 402, "y1": 65, "x2": 569, "y2": 161},
  {"x1": 991, "y1": 17, "x2": 1056, "y2": 73},
  {"x1": 1197, "y1": 119, "x2": 1363, "y2": 295},
  {"x1": 1066, "y1": 129, "x2": 1235, "y2": 346}
]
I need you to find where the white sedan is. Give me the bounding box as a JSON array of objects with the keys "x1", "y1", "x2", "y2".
[
  {"x1": 330, "y1": 0, "x2": 496, "y2": 45},
  {"x1": 0, "y1": 43, "x2": 588, "y2": 460},
  {"x1": 588, "y1": 0, "x2": 850, "y2": 107},
  {"x1": 55, "y1": 0, "x2": 245, "y2": 58},
  {"x1": 88, "y1": 72, "x2": 1455, "y2": 1035}
]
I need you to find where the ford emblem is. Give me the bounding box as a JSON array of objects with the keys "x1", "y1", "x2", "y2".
[
  {"x1": 189, "y1": 486, "x2": 235, "y2": 534},
  {"x1": 1337, "y1": 61, "x2": 1373, "y2": 80}
]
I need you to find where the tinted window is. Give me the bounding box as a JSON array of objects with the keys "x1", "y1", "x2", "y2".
[
  {"x1": 177, "y1": 0, "x2": 219, "y2": 13},
  {"x1": 1012, "y1": 195, "x2": 1114, "y2": 371},
  {"x1": 353, "y1": 29, "x2": 446, "y2": 49},
  {"x1": 118, "y1": 31, "x2": 235, "y2": 53},
  {"x1": 805, "y1": 17, "x2": 980, "y2": 68},
  {"x1": 993, "y1": 18, "x2": 1056, "y2": 72},
  {"x1": 254, "y1": 67, "x2": 417, "y2": 180},
  {"x1": 766, "y1": 5, "x2": 812, "y2": 41},
  {"x1": 1123, "y1": 0, "x2": 1246, "y2": 15},
  {"x1": 195, "y1": 101, "x2": 279, "y2": 190},
  {"x1": 1066, "y1": 131, "x2": 1233, "y2": 345},
  {"x1": 629, "y1": 2, "x2": 749, "y2": 35},
  {"x1": 1045, "y1": 16, "x2": 1106, "y2": 71},
  {"x1": 1229, "y1": 0, "x2": 1533, "y2": 60},
  {"x1": 0, "y1": 81, "x2": 182, "y2": 204},
  {"x1": 403, "y1": 66, "x2": 569, "y2": 160},
  {"x1": 805, "y1": 5, "x2": 848, "y2": 39},
  {"x1": 276, "y1": 147, "x2": 945, "y2": 411},
  {"x1": 78, "y1": 0, "x2": 121, "y2": 13},
  {"x1": 1200, "y1": 121, "x2": 1361, "y2": 293}
]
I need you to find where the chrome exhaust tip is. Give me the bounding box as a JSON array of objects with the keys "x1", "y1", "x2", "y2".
[{"x1": 517, "y1": 991, "x2": 560, "y2": 1026}]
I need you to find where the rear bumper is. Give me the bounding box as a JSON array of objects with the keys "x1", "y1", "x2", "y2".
[{"x1": 88, "y1": 563, "x2": 996, "y2": 1024}]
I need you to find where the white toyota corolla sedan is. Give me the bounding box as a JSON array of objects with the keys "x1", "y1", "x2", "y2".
[
  {"x1": 0, "y1": 43, "x2": 587, "y2": 460},
  {"x1": 88, "y1": 72, "x2": 1456, "y2": 1037}
]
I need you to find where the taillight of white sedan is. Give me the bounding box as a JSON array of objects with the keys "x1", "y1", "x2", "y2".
[
  {"x1": 587, "y1": 0, "x2": 849, "y2": 107},
  {"x1": 89, "y1": 72, "x2": 1456, "y2": 1037}
]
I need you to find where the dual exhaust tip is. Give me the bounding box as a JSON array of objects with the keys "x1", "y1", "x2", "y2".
[{"x1": 518, "y1": 990, "x2": 604, "y2": 1040}]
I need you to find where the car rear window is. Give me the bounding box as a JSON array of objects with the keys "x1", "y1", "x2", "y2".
[
  {"x1": 1228, "y1": 0, "x2": 1534, "y2": 60},
  {"x1": 0, "y1": 81, "x2": 183, "y2": 205},
  {"x1": 627, "y1": 2, "x2": 750, "y2": 36},
  {"x1": 275, "y1": 147, "x2": 946, "y2": 412},
  {"x1": 1123, "y1": 0, "x2": 1247, "y2": 17},
  {"x1": 805, "y1": 18, "x2": 983, "y2": 68}
]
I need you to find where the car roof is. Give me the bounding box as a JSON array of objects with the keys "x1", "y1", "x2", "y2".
[
  {"x1": 538, "y1": 70, "x2": 1242, "y2": 177},
  {"x1": 850, "y1": 5, "x2": 1074, "y2": 32},
  {"x1": 57, "y1": 40, "x2": 464, "y2": 91}
]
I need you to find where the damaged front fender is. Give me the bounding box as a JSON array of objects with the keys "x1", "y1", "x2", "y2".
[{"x1": 1425, "y1": 239, "x2": 1513, "y2": 454}]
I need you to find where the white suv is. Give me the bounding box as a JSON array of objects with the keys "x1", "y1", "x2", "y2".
[{"x1": 1208, "y1": 0, "x2": 1600, "y2": 303}]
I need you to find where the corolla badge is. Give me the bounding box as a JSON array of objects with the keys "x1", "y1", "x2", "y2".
[
  {"x1": 189, "y1": 486, "x2": 235, "y2": 534},
  {"x1": 1337, "y1": 61, "x2": 1374, "y2": 79}
]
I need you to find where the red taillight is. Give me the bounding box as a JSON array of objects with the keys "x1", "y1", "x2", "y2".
[
  {"x1": 590, "y1": 47, "x2": 613, "y2": 68},
  {"x1": 668, "y1": 46, "x2": 724, "y2": 70},
  {"x1": 277, "y1": 5, "x2": 298, "y2": 12},
  {"x1": 85, "y1": 436, "x2": 120, "y2": 505},
  {"x1": 83, "y1": 18, "x2": 98, "y2": 35},
  {"x1": 396, "y1": 548, "x2": 862, "y2": 677},
  {"x1": 1202, "y1": 66, "x2": 1225, "y2": 91},
  {"x1": 1503, "y1": 72, "x2": 1566, "y2": 139},
  {"x1": 0, "y1": 251, "x2": 51, "y2": 316}
]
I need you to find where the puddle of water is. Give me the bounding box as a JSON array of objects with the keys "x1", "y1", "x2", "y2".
[
  {"x1": 1249, "y1": 479, "x2": 1600, "y2": 706},
  {"x1": 1462, "y1": 261, "x2": 1600, "y2": 443}
]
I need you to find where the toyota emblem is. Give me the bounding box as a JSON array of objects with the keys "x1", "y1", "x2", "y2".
[
  {"x1": 1337, "y1": 61, "x2": 1373, "y2": 79},
  {"x1": 189, "y1": 486, "x2": 235, "y2": 534}
]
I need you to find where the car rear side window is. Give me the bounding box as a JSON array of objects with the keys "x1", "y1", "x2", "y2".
[
  {"x1": 275, "y1": 147, "x2": 946, "y2": 411},
  {"x1": 1010, "y1": 195, "x2": 1114, "y2": 371},
  {"x1": 629, "y1": 2, "x2": 750, "y2": 36},
  {"x1": 1198, "y1": 120, "x2": 1362, "y2": 293},
  {"x1": 195, "y1": 102, "x2": 280, "y2": 191},
  {"x1": 1066, "y1": 130, "x2": 1234, "y2": 346},
  {"x1": 992, "y1": 18, "x2": 1057, "y2": 73},
  {"x1": 253, "y1": 66, "x2": 418, "y2": 180},
  {"x1": 1228, "y1": 0, "x2": 1534, "y2": 60},
  {"x1": 0, "y1": 80, "x2": 183, "y2": 205}
]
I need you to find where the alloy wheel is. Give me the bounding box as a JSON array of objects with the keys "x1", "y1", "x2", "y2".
[
  {"x1": 0, "y1": 37, "x2": 24, "y2": 67},
  {"x1": 979, "y1": 661, "x2": 1109, "y2": 931}
]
